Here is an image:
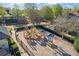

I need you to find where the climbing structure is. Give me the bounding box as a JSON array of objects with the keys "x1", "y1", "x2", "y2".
[{"x1": 24, "y1": 28, "x2": 47, "y2": 41}]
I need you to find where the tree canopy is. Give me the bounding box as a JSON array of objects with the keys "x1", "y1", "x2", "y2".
[
  {"x1": 0, "y1": 5, "x2": 6, "y2": 16},
  {"x1": 39, "y1": 5, "x2": 53, "y2": 21},
  {"x1": 52, "y1": 4, "x2": 62, "y2": 17}
]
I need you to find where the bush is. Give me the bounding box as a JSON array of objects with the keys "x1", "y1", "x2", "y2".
[
  {"x1": 12, "y1": 44, "x2": 18, "y2": 49},
  {"x1": 8, "y1": 29, "x2": 21, "y2": 56},
  {"x1": 74, "y1": 36, "x2": 79, "y2": 52},
  {"x1": 16, "y1": 51, "x2": 21, "y2": 56},
  {"x1": 10, "y1": 38, "x2": 15, "y2": 45},
  {"x1": 9, "y1": 37, "x2": 21, "y2": 56},
  {"x1": 63, "y1": 33, "x2": 74, "y2": 43},
  {"x1": 9, "y1": 29, "x2": 12, "y2": 35}
]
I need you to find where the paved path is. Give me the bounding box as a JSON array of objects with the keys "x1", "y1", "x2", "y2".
[{"x1": 53, "y1": 36, "x2": 79, "y2": 56}]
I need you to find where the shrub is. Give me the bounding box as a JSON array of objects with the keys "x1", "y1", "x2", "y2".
[
  {"x1": 63, "y1": 33, "x2": 74, "y2": 43},
  {"x1": 10, "y1": 38, "x2": 15, "y2": 45},
  {"x1": 16, "y1": 51, "x2": 21, "y2": 56},
  {"x1": 8, "y1": 29, "x2": 21, "y2": 56},
  {"x1": 74, "y1": 36, "x2": 79, "y2": 52},
  {"x1": 9, "y1": 37, "x2": 21, "y2": 56},
  {"x1": 12, "y1": 44, "x2": 18, "y2": 49},
  {"x1": 9, "y1": 29, "x2": 12, "y2": 35}
]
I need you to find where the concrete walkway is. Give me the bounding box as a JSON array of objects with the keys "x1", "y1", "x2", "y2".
[{"x1": 53, "y1": 36, "x2": 79, "y2": 56}]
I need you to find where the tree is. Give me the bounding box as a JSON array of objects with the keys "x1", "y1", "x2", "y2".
[
  {"x1": 58, "y1": 17, "x2": 77, "y2": 34},
  {"x1": 71, "y1": 5, "x2": 79, "y2": 13},
  {"x1": 62, "y1": 7, "x2": 71, "y2": 18},
  {"x1": 10, "y1": 4, "x2": 21, "y2": 19},
  {"x1": 24, "y1": 3, "x2": 37, "y2": 10},
  {"x1": 20, "y1": 9, "x2": 27, "y2": 17},
  {"x1": 53, "y1": 16, "x2": 77, "y2": 39},
  {"x1": 52, "y1": 4, "x2": 62, "y2": 17},
  {"x1": 0, "y1": 5, "x2": 6, "y2": 20},
  {"x1": 24, "y1": 3, "x2": 37, "y2": 17},
  {"x1": 24, "y1": 3, "x2": 41, "y2": 24},
  {"x1": 39, "y1": 5, "x2": 53, "y2": 21},
  {"x1": 64, "y1": 20, "x2": 77, "y2": 34}
]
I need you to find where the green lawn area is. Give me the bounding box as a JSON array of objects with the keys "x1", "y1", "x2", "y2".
[
  {"x1": 74, "y1": 35, "x2": 79, "y2": 40},
  {"x1": 74, "y1": 35, "x2": 79, "y2": 52}
]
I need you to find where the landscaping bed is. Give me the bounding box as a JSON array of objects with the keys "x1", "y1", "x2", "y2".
[{"x1": 8, "y1": 29, "x2": 21, "y2": 56}]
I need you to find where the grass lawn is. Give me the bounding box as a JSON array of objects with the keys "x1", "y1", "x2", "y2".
[
  {"x1": 74, "y1": 35, "x2": 79, "y2": 40},
  {"x1": 74, "y1": 35, "x2": 79, "y2": 52}
]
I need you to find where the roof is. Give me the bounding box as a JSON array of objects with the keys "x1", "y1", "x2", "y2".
[{"x1": 0, "y1": 26, "x2": 9, "y2": 36}]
